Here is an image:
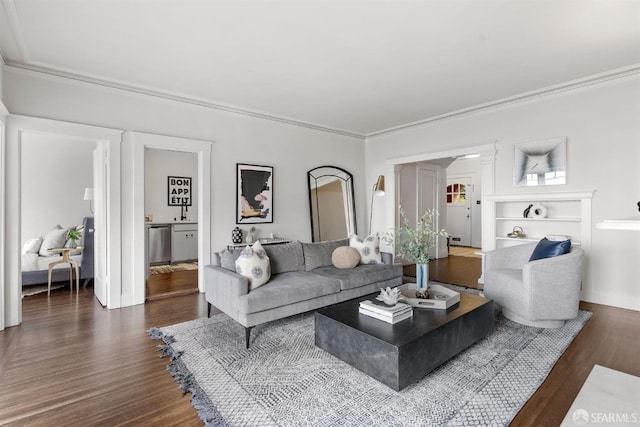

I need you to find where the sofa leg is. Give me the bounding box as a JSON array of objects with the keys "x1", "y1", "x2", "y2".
[
  {"x1": 207, "y1": 302, "x2": 212, "y2": 318},
  {"x1": 245, "y1": 327, "x2": 253, "y2": 349}
]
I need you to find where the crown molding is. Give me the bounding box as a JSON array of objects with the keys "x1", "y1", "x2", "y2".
[
  {"x1": 367, "y1": 64, "x2": 640, "y2": 138},
  {"x1": 3, "y1": 61, "x2": 366, "y2": 140}
]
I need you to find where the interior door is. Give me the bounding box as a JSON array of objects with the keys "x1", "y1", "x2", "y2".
[
  {"x1": 93, "y1": 145, "x2": 108, "y2": 305},
  {"x1": 446, "y1": 177, "x2": 472, "y2": 246}
]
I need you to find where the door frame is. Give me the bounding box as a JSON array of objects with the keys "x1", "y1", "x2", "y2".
[
  {"x1": 121, "y1": 131, "x2": 211, "y2": 307},
  {"x1": 3, "y1": 115, "x2": 122, "y2": 327},
  {"x1": 383, "y1": 142, "x2": 496, "y2": 255}
]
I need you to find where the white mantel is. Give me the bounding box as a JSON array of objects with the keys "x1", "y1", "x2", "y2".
[{"x1": 596, "y1": 217, "x2": 640, "y2": 231}]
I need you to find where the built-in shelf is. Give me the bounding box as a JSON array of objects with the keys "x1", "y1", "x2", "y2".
[
  {"x1": 496, "y1": 217, "x2": 581, "y2": 222},
  {"x1": 496, "y1": 236, "x2": 582, "y2": 245},
  {"x1": 484, "y1": 191, "x2": 594, "y2": 251},
  {"x1": 596, "y1": 217, "x2": 640, "y2": 231}
]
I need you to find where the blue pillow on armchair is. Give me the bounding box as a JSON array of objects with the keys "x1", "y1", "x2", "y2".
[{"x1": 529, "y1": 237, "x2": 572, "y2": 261}]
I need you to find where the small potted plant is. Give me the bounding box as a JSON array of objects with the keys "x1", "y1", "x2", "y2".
[
  {"x1": 384, "y1": 206, "x2": 448, "y2": 298},
  {"x1": 66, "y1": 228, "x2": 82, "y2": 249}
]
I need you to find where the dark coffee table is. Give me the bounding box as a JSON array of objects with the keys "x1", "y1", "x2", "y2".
[{"x1": 315, "y1": 291, "x2": 494, "y2": 391}]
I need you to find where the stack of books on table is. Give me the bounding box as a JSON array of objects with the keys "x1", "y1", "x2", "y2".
[{"x1": 359, "y1": 300, "x2": 413, "y2": 324}]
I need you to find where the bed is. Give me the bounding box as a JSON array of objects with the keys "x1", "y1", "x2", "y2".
[{"x1": 21, "y1": 217, "x2": 95, "y2": 287}]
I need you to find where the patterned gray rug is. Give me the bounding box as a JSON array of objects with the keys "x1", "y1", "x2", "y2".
[{"x1": 150, "y1": 301, "x2": 591, "y2": 426}]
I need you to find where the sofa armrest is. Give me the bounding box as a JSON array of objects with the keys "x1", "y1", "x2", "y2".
[
  {"x1": 523, "y1": 250, "x2": 584, "y2": 319},
  {"x1": 485, "y1": 242, "x2": 536, "y2": 271},
  {"x1": 204, "y1": 265, "x2": 249, "y2": 318}
]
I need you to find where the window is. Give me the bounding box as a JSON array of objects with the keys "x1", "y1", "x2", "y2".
[{"x1": 447, "y1": 183, "x2": 466, "y2": 204}]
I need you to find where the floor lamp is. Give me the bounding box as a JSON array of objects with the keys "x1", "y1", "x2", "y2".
[{"x1": 369, "y1": 175, "x2": 385, "y2": 234}]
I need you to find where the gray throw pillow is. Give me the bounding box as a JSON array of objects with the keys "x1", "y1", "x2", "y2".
[{"x1": 302, "y1": 239, "x2": 349, "y2": 271}]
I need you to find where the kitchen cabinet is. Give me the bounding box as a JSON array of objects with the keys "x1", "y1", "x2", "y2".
[{"x1": 171, "y1": 223, "x2": 198, "y2": 262}]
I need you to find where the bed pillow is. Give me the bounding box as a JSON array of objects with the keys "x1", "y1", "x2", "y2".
[
  {"x1": 235, "y1": 241, "x2": 271, "y2": 290},
  {"x1": 39, "y1": 225, "x2": 69, "y2": 256},
  {"x1": 349, "y1": 233, "x2": 382, "y2": 265},
  {"x1": 22, "y1": 237, "x2": 43, "y2": 254},
  {"x1": 529, "y1": 237, "x2": 571, "y2": 261}
]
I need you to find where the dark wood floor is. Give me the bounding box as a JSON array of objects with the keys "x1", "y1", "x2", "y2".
[
  {"x1": 146, "y1": 270, "x2": 199, "y2": 301},
  {"x1": 2, "y1": 281, "x2": 639, "y2": 426}
]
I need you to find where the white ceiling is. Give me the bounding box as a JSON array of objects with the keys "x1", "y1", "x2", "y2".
[{"x1": 0, "y1": 0, "x2": 639, "y2": 137}]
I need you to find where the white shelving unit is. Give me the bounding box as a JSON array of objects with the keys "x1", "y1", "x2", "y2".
[{"x1": 483, "y1": 191, "x2": 595, "y2": 252}]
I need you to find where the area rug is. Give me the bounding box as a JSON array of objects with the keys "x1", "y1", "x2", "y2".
[
  {"x1": 150, "y1": 303, "x2": 591, "y2": 426},
  {"x1": 149, "y1": 262, "x2": 198, "y2": 275}
]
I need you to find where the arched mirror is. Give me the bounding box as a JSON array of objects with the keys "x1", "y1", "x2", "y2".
[{"x1": 308, "y1": 166, "x2": 356, "y2": 242}]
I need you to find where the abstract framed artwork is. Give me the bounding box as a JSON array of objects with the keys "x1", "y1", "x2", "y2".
[
  {"x1": 513, "y1": 137, "x2": 567, "y2": 187},
  {"x1": 236, "y1": 163, "x2": 273, "y2": 224}
]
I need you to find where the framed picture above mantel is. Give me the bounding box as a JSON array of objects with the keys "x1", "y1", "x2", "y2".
[
  {"x1": 236, "y1": 163, "x2": 273, "y2": 224},
  {"x1": 513, "y1": 137, "x2": 567, "y2": 187}
]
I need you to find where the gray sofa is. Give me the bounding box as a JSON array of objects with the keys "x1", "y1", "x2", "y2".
[{"x1": 204, "y1": 239, "x2": 403, "y2": 347}]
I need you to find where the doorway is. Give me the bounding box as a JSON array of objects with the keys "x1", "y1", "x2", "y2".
[
  {"x1": 3, "y1": 115, "x2": 122, "y2": 328},
  {"x1": 20, "y1": 132, "x2": 96, "y2": 299},
  {"x1": 122, "y1": 131, "x2": 211, "y2": 307},
  {"x1": 386, "y1": 142, "x2": 495, "y2": 289},
  {"x1": 144, "y1": 148, "x2": 199, "y2": 300}
]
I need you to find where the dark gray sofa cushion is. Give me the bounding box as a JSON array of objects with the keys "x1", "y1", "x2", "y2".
[
  {"x1": 264, "y1": 241, "x2": 305, "y2": 274},
  {"x1": 237, "y1": 271, "x2": 341, "y2": 314},
  {"x1": 302, "y1": 238, "x2": 349, "y2": 271},
  {"x1": 311, "y1": 264, "x2": 403, "y2": 291}
]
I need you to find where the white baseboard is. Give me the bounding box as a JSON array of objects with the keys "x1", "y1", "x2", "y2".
[{"x1": 581, "y1": 290, "x2": 640, "y2": 312}]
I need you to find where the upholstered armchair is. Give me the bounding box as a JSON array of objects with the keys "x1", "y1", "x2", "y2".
[{"x1": 483, "y1": 242, "x2": 584, "y2": 328}]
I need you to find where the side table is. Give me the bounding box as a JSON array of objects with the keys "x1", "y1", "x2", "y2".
[{"x1": 47, "y1": 247, "x2": 83, "y2": 296}]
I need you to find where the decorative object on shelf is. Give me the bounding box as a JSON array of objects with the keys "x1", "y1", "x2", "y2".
[
  {"x1": 530, "y1": 203, "x2": 548, "y2": 218},
  {"x1": 383, "y1": 206, "x2": 448, "y2": 299},
  {"x1": 246, "y1": 226, "x2": 256, "y2": 244},
  {"x1": 376, "y1": 286, "x2": 402, "y2": 306},
  {"x1": 237, "y1": 163, "x2": 273, "y2": 224},
  {"x1": 507, "y1": 226, "x2": 526, "y2": 238},
  {"x1": 523, "y1": 204, "x2": 533, "y2": 218},
  {"x1": 637, "y1": 201, "x2": 640, "y2": 213},
  {"x1": 231, "y1": 227, "x2": 243, "y2": 244},
  {"x1": 513, "y1": 137, "x2": 566, "y2": 187}
]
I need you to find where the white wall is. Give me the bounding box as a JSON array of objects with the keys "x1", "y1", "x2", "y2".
[
  {"x1": 21, "y1": 132, "x2": 95, "y2": 244},
  {"x1": 144, "y1": 148, "x2": 198, "y2": 223},
  {"x1": 367, "y1": 76, "x2": 640, "y2": 311},
  {"x1": 3, "y1": 67, "x2": 366, "y2": 254}
]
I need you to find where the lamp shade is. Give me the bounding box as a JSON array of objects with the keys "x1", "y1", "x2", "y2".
[
  {"x1": 83, "y1": 187, "x2": 94, "y2": 201},
  {"x1": 374, "y1": 175, "x2": 385, "y2": 196}
]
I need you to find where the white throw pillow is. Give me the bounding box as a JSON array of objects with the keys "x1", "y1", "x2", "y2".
[
  {"x1": 22, "y1": 237, "x2": 43, "y2": 254},
  {"x1": 349, "y1": 233, "x2": 382, "y2": 265},
  {"x1": 235, "y1": 241, "x2": 271, "y2": 290},
  {"x1": 39, "y1": 225, "x2": 69, "y2": 256}
]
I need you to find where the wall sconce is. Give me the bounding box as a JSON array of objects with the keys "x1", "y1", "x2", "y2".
[
  {"x1": 84, "y1": 187, "x2": 94, "y2": 214},
  {"x1": 369, "y1": 175, "x2": 385, "y2": 234}
]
